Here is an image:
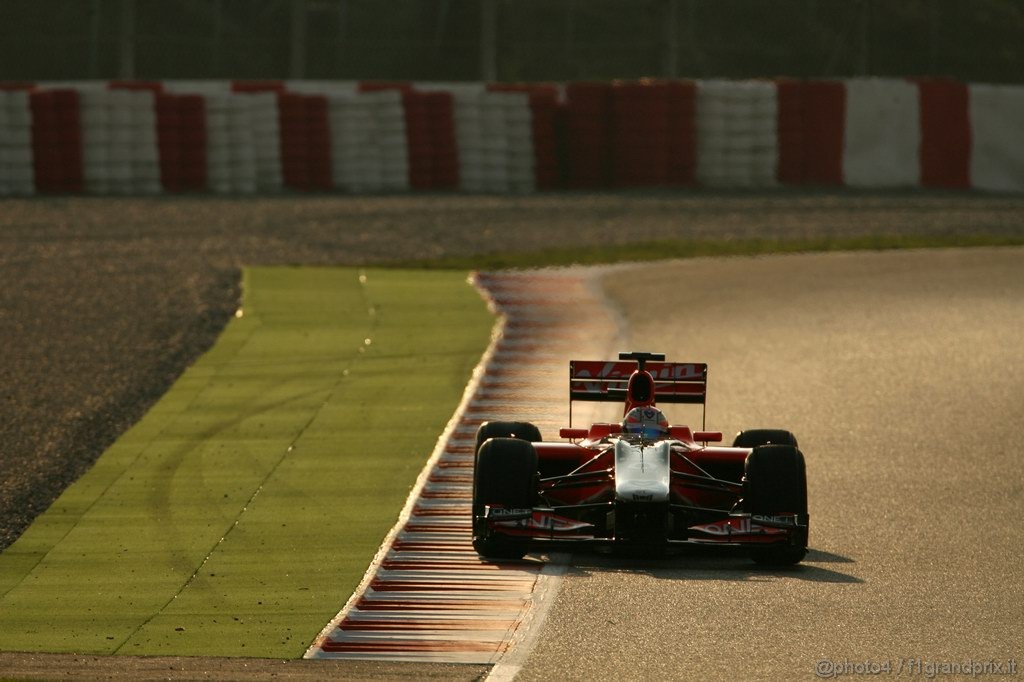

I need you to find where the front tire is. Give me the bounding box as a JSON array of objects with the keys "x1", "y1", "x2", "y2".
[
  {"x1": 474, "y1": 421, "x2": 542, "y2": 454},
  {"x1": 743, "y1": 444, "x2": 808, "y2": 566},
  {"x1": 732, "y1": 429, "x2": 799, "y2": 449},
  {"x1": 472, "y1": 437, "x2": 538, "y2": 560}
]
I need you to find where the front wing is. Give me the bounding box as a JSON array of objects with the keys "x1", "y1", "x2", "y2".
[{"x1": 481, "y1": 506, "x2": 809, "y2": 550}]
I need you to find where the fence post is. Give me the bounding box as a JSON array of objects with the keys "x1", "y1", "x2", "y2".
[
  {"x1": 481, "y1": 0, "x2": 497, "y2": 81},
  {"x1": 859, "y1": 0, "x2": 871, "y2": 76},
  {"x1": 119, "y1": 0, "x2": 135, "y2": 79},
  {"x1": 291, "y1": 0, "x2": 307, "y2": 79},
  {"x1": 90, "y1": 0, "x2": 102, "y2": 78},
  {"x1": 664, "y1": 0, "x2": 679, "y2": 78}
]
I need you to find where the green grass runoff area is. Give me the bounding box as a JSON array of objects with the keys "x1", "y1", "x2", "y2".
[{"x1": 0, "y1": 267, "x2": 493, "y2": 658}]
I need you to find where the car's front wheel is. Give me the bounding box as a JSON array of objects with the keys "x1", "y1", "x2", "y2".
[
  {"x1": 474, "y1": 421, "x2": 542, "y2": 454},
  {"x1": 732, "y1": 429, "x2": 799, "y2": 448},
  {"x1": 472, "y1": 437, "x2": 538, "y2": 560},
  {"x1": 743, "y1": 444, "x2": 808, "y2": 566}
]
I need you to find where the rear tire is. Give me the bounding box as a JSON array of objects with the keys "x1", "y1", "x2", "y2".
[
  {"x1": 744, "y1": 444, "x2": 808, "y2": 566},
  {"x1": 472, "y1": 438, "x2": 538, "y2": 560},
  {"x1": 732, "y1": 429, "x2": 798, "y2": 449}
]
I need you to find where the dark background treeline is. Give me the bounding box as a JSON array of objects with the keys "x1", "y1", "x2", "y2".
[{"x1": 2, "y1": 0, "x2": 1023, "y2": 84}]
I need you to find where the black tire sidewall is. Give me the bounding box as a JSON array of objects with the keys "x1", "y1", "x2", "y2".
[
  {"x1": 743, "y1": 444, "x2": 807, "y2": 515},
  {"x1": 743, "y1": 444, "x2": 809, "y2": 565},
  {"x1": 472, "y1": 437, "x2": 538, "y2": 560},
  {"x1": 473, "y1": 437, "x2": 538, "y2": 512}
]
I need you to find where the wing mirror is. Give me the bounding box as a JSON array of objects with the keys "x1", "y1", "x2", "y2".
[
  {"x1": 693, "y1": 431, "x2": 723, "y2": 443},
  {"x1": 559, "y1": 428, "x2": 589, "y2": 439}
]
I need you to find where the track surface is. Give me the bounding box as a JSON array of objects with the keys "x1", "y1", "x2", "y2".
[{"x1": 511, "y1": 248, "x2": 1024, "y2": 681}]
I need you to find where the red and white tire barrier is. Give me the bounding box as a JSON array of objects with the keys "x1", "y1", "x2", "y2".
[
  {"x1": 969, "y1": 83, "x2": 1024, "y2": 193},
  {"x1": 2, "y1": 78, "x2": 1023, "y2": 195},
  {"x1": 28, "y1": 89, "x2": 83, "y2": 193},
  {"x1": 304, "y1": 269, "x2": 622, "y2": 663},
  {"x1": 79, "y1": 88, "x2": 161, "y2": 195},
  {"x1": 154, "y1": 92, "x2": 207, "y2": 192},
  {"x1": 250, "y1": 92, "x2": 287, "y2": 191},
  {"x1": 443, "y1": 85, "x2": 538, "y2": 193},
  {"x1": 450, "y1": 85, "x2": 489, "y2": 193},
  {"x1": 328, "y1": 89, "x2": 410, "y2": 193},
  {"x1": 564, "y1": 81, "x2": 698, "y2": 188},
  {"x1": 696, "y1": 79, "x2": 778, "y2": 188},
  {"x1": 0, "y1": 90, "x2": 34, "y2": 196},
  {"x1": 204, "y1": 94, "x2": 250, "y2": 194},
  {"x1": 843, "y1": 79, "x2": 921, "y2": 188}
]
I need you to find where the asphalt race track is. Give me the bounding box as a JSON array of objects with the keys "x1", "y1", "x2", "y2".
[{"x1": 511, "y1": 248, "x2": 1024, "y2": 681}]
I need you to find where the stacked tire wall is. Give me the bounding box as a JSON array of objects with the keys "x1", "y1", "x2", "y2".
[{"x1": 1, "y1": 78, "x2": 1022, "y2": 195}]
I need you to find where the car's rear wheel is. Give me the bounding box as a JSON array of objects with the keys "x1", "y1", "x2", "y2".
[
  {"x1": 472, "y1": 437, "x2": 538, "y2": 560},
  {"x1": 743, "y1": 444, "x2": 808, "y2": 566},
  {"x1": 732, "y1": 429, "x2": 799, "y2": 448}
]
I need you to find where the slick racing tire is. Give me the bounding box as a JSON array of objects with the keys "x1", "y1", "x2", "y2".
[
  {"x1": 474, "y1": 421, "x2": 543, "y2": 455},
  {"x1": 731, "y1": 429, "x2": 799, "y2": 449},
  {"x1": 743, "y1": 444, "x2": 808, "y2": 566},
  {"x1": 472, "y1": 437, "x2": 538, "y2": 560},
  {"x1": 473, "y1": 421, "x2": 543, "y2": 497}
]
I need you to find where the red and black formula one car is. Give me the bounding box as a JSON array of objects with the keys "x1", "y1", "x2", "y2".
[{"x1": 472, "y1": 352, "x2": 809, "y2": 565}]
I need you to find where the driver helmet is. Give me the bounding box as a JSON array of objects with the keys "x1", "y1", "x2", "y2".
[{"x1": 623, "y1": 406, "x2": 669, "y2": 440}]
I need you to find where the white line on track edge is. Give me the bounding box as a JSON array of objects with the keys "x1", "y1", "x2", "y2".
[
  {"x1": 485, "y1": 552, "x2": 569, "y2": 682},
  {"x1": 303, "y1": 273, "x2": 506, "y2": 658}
]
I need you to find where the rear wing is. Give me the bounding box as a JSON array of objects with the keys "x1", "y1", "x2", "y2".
[
  {"x1": 569, "y1": 360, "x2": 708, "y2": 404},
  {"x1": 567, "y1": 354, "x2": 709, "y2": 429}
]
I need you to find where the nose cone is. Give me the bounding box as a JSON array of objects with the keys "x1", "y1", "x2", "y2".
[{"x1": 614, "y1": 439, "x2": 671, "y2": 503}]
